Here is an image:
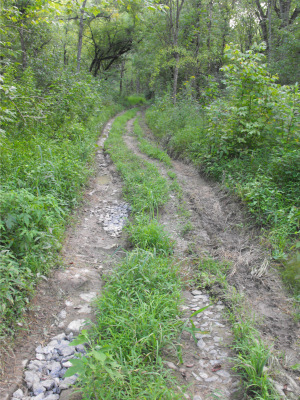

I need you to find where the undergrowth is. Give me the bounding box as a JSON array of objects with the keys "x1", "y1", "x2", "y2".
[{"x1": 0, "y1": 73, "x2": 122, "y2": 337}]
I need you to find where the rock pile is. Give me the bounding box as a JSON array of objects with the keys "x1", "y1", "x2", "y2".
[
  {"x1": 97, "y1": 201, "x2": 131, "y2": 237},
  {"x1": 12, "y1": 333, "x2": 86, "y2": 400}
]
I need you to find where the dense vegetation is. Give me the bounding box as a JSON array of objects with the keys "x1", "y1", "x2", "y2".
[
  {"x1": 0, "y1": 0, "x2": 299, "y2": 383},
  {"x1": 146, "y1": 44, "x2": 300, "y2": 294}
]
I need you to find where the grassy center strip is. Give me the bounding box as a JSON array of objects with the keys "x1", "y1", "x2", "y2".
[
  {"x1": 69, "y1": 110, "x2": 186, "y2": 399},
  {"x1": 133, "y1": 117, "x2": 172, "y2": 167}
]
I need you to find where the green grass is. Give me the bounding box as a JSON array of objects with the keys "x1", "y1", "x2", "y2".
[
  {"x1": 126, "y1": 214, "x2": 175, "y2": 255},
  {"x1": 124, "y1": 94, "x2": 147, "y2": 107},
  {"x1": 70, "y1": 250, "x2": 184, "y2": 399},
  {"x1": 133, "y1": 117, "x2": 173, "y2": 167}
]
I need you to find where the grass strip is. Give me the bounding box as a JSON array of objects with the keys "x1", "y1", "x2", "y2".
[
  {"x1": 104, "y1": 110, "x2": 170, "y2": 214},
  {"x1": 70, "y1": 110, "x2": 186, "y2": 399},
  {"x1": 133, "y1": 117, "x2": 172, "y2": 167}
]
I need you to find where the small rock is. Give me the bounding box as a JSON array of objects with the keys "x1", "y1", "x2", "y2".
[
  {"x1": 164, "y1": 361, "x2": 178, "y2": 370},
  {"x1": 195, "y1": 333, "x2": 211, "y2": 339},
  {"x1": 198, "y1": 371, "x2": 208, "y2": 379},
  {"x1": 12, "y1": 389, "x2": 24, "y2": 399},
  {"x1": 197, "y1": 339, "x2": 206, "y2": 350},
  {"x1": 62, "y1": 361, "x2": 73, "y2": 368},
  {"x1": 216, "y1": 370, "x2": 231, "y2": 378},
  {"x1": 52, "y1": 333, "x2": 67, "y2": 341},
  {"x1": 25, "y1": 370, "x2": 40, "y2": 388},
  {"x1": 32, "y1": 382, "x2": 46, "y2": 396},
  {"x1": 59, "y1": 367, "x2": 67, "y2": 378},
  {"x1": 59, "y1": 375, "x2": 78, "y2": 390},
  {"x1": 75, "y1": 344, "x2": 86, "y2": 354},
  {"x1": 36, "y1": 345, "x2": 44, "y2": 354},
  {"x1": 48, "y1": 340, "x2": 59, "y2": 347},
  {"x1": 205, "y1": 376, "x2": 219, "y2": 382},
  {"x1": 59, "y1": 346, "x2": 75, "y2": 358},
  {"x1": 28, "y1": 360, "x2": 46, "y2": 372},
  {"x1": 43, "y1": 395, "x2": 59, "y2": 400},
  {"x1": 179, "y1": 305, "x2": 189, "y2": 311},
  {"x1": 66, "y1": 319, "x2": 85, "y2": 333},
  {"x1": 58, "y1": 310, "x2": 67, "y2": 319},
  {"x1": 191, "y1": 372, "x2": 202, "y2": 381},
  {"x1": 193, "y1": 396, "x2": 203, "y2": 400},
  {"x1": 32, "y1": 394, "x2": 45, "y2": 400},
  {"x1": 41, "y1": 379, "x2": 55, "y2": 390},
  {"x1": 36, "y1": 354, "x2": 46, "y2": 361},
  {"x1": 47, "y1": 361, "x2": 62, "y2": 376},
  {"x1": 192, "y1": 290, "x2": 202, "y2": 296},
  {"x1": 77, "y1": 304, "x2": 91, "y2": 314}
]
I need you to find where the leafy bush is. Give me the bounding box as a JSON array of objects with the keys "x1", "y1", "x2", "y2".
[
  {"x1": 206, "y1": 43, "x2": 300, "y2": 158},
  {"x1": 0, "y1": 249, "x2": 34, "y2": 335},
  {"x1": 124, "y1": 94, "x2": 147, "y2": 107}
]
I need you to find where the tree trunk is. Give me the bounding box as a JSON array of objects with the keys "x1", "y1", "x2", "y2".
[
  {"x1": 120, "y1": 59, "x2": 125, "y2": 95},
  {"x1": 19, "y1": 27, "x2": 27, "y2": 70},
  {"x1": 268, "y1": 0, "x2": 272, "y2": 61},
  {"x1": 173, "y1": 52, "x2": 179, "y2": 104},
  {"x1": 76, "y1": 0, "x2": 88, "y2": 73}
]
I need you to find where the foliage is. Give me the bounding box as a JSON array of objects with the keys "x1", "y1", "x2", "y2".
[
  {"x1": 124, "y1": 94, "x2": 146, "y2": 106},
  {"x1": 146, "y1": 45, "x2": 300, "y2": 284},
  {"x1": 206, "y1": 43, "x2": 300, "y2": 158},
  {"x1": 0, "y1": 70, "x2": 121, "y2": 335}
]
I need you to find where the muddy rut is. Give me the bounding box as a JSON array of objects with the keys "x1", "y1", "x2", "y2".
[{"x1": 0, "y1": 113, "x2": 299, "y2": 400}]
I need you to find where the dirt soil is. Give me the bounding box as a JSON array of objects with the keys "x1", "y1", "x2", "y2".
[{"x1": 0, "y1": 112, "x2": 299, "y2": 400}]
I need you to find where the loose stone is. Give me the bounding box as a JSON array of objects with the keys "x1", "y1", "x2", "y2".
[
  {"x1": 12, "y1": 389, "x2": 23, "y2": 399},
  {"x1": 216, "y1": 370, "x2": 231, "y2": 378},
  {"x1": 66, "y1": 319, "x2": 85, "y2": 333},
  {"x1": 164, "y1": 361, "x2": 178, "y2": 370}
]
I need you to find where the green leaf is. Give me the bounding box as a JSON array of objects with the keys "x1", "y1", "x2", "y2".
[
  {"x1": 64, "y1": 358, "x2": 85, "y2": 377},
  {"x1": 190, "y1": 304, "x2": 210, "y2": 317},
  {"x1": 91, "y1": 350, "x2": 107, "y2": 363}
]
